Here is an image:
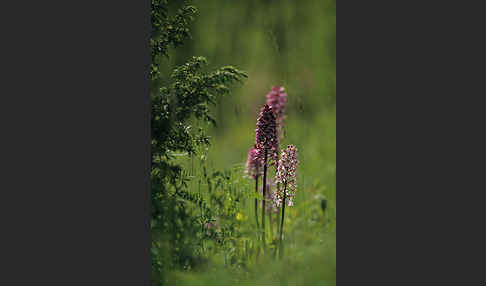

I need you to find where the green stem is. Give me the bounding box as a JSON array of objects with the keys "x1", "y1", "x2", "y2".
[
  {"x1": 255, "y1": 176, "x2": 259, "y2": 229},
  {"x1": 279, "y1": 182, "x2": 287, "y2": 260},
  {"x1": 269, "y1": 207, "x2": 274, "y2": 240},
  {"x1": 276, "y1": 182, "x2": 281, "y2": 235},
  {"x1": 262, "y1": 150, "x2": 268, "y2": 249}
]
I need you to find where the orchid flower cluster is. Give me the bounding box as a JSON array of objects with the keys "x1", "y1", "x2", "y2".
[
  {"x1": 255, "y1": 104, "x2": 279, "y2": 165},
  {"x1": 244, "y1": 86, "x2": 298, "y2": 256},
  {"x1": 266, "y1": 86, "x2": 287, "y2": 140},
  {"x1": 274, "y1": 145, "x2": 299, "y2": 207},
  {"x1": 245, "y1": 145, "x2": 263, "y2": 179}
]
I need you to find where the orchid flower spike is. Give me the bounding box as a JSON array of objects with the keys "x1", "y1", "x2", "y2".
[{"x1": 274, "y1": 145, "x2": 299, "y2": 207}]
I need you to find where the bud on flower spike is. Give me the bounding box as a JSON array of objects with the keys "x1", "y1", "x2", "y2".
[
  {"x1": 255, "y1": 104, "x2": 278, "y2": 165},
  {"x1": 266, "y1": 86, "x2": 287, "y2": 140}
]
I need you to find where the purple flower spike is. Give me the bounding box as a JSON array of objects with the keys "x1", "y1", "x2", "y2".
[
  {"x1": 255, "y1": 104, "x2": 278, "y2": 165},
  {"x1": 274, "y1": 145, "x2": 299, "y2": 207},
  {"x1": 245, "y1": 145, "x2": 263, "y2": 179},
  {"x1": 266, "y1": 86, "x2": 287, "y2": 140}
]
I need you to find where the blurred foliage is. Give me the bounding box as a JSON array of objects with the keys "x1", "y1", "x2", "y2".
[{"x1": 152, "y1": 0, "x2": 336, "y2": 285}]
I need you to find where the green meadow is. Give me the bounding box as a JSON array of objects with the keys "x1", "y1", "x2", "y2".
[{"x1": 153, "y1": 0, "x2": 335, "y2": 285}]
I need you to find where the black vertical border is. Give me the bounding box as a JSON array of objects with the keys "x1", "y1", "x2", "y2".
[
  {"x1": 338, "y1": 0, "x2": 486, "y2": 285},
  {"x1": 0, "y1": 0, "x2": 152, "y2": 284}
]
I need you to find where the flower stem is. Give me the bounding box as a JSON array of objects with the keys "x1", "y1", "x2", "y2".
[
  {"x1": 262, "y1": 149, "x2": 268, "y2": 249},
  {"x1": 276, "y1": 182, "x2": 281, "y2": 234},
  {"x1": 255, "y1": 175, "x2": 259, "y2": 230},
  {"x1": 279, "y1": 182, "x2": 287, "y2": 260},
  {"x1": 269, "y1": 207, "x2": 274, "y2": 239}
]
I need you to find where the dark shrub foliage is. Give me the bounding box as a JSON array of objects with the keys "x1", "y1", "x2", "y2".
[{"x1": 151, "y1": 0, "x2": 247, "y2": 284}]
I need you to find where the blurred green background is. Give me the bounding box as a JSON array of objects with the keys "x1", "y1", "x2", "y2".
[{"x1": 163, "y1": 0, "x2": 335, "y2": 284}]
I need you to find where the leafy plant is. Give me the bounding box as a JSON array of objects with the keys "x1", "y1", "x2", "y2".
[{"x1": 151, "y1": 0, "x2": 246, "y2": 284}]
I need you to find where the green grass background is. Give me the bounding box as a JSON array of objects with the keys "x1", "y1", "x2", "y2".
[{"x1": 164, "y1": 0, "x2": 335, "y2": 284}]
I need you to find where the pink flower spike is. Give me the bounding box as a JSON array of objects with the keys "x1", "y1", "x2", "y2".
[
  {"x1": 274, "y1": 145, "x2": 299, "y2": 207},
  {"x1": 266, "y1": 86, "x2": 287, "y2": 140},
  {"x1": 245, "y1": 145, "x2": 263, "y2": 179},
  {"x1": 255, "y1": 104, "x2": 279, "y2": 165}
]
